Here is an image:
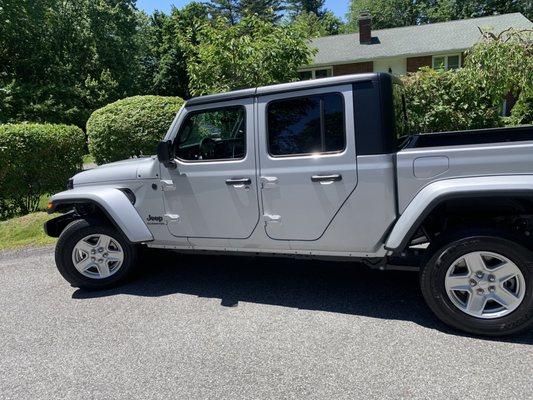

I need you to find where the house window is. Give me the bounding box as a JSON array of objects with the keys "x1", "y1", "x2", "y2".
[
  {"x1": 432, "y1": 54, "x2": 461, "y2": 70},
  {"x1": 298, "y1": 68, "x2": 333, "y2": 80}
]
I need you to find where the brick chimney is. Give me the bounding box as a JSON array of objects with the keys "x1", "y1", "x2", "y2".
[{"x1": 358, "y1": 12, "x2": 372, "y2": 45}]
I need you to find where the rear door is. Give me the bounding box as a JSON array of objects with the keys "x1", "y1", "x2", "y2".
[{"x1": 257, "y1": 85, "x2": 357, "y2": 241}]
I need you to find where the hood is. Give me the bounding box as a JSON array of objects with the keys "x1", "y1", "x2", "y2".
[{"x1": 73, "y1": 156, "x2": 160, "y2": 186}]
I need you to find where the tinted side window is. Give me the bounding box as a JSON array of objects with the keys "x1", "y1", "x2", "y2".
[
  {"x1": 176, "y1": 106, "x2": 245, "y2": 161},
  {"x1": 267, "y1": 93, "x2": 345, "y2": 156}
]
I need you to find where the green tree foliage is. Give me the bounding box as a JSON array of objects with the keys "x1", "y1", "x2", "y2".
[
  {"x1": 462, "y1": 28, "x2": 532, "y2": 103},
  {"x1": 0, "y1": 124, "x2": 85, "y2": 218},
  {"x1": 239, "y1": 0, "x2": 284, "y2": 22},
  {"x1": 206, "y1": 0, "x2": 241, "y2": 24},
  {"x1": 286, "y1": 0, "x2": 326, "y2": 17},
  {"x1": 0, "y1": 0, "x2": 148, "y2": 128},
  {"x1": 347, "y1": 0, "x2": 532, "y2": 30},
  {"x1": 347, "y1": 0, "x2": 421, "y2": 30},
  {"x1": 403, "y1": 68, "x2": 503, "y2": 133},
  {"x1": 286, "y1": 0, "x2": 344, "y2": 36},
  {"x1": 207, "y1": 0, "x2": 284, "y2": 24},
  {"x1": 465, "y1": 28, "x2": 533, "y2": 126},
  {"x1": 87, "y1": 96, "x2": 184, "y2": 164},
  {"x1": 291, "y1": 10, "x2": 345, "y2": 37},
  {"x1": 403, "y1": 29, "x2": 532, "y2": 133},
  {"x1": 141, "y1": 3, "x2": 209, "y2": 99},
  {"x1": 185, "y1": 15, "x2": 315, "y2": 96}
]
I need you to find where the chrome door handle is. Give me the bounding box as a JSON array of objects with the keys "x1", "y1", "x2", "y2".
[
  {"x1": 225, "y1": 178, "x2": 252, "y2": 186},
  {"x1": 311, "y1": 174, "x2": 342, "y2": 182}
]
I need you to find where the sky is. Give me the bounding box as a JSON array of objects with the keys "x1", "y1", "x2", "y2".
[{"x1": 137, "y1": 0, "x2": 350, "y2": 20}]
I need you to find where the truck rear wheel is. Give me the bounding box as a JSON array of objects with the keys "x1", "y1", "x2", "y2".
[
  {"x1": 420, "y1": 233, "x2": 532, "y2": 336},
  {"x1": 55, "y1": 218, "x2": 138, "y2": 290}
]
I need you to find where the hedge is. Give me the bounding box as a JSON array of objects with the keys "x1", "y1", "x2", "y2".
[
  {"x1": 0, "y1": 123, "x2": 85, "y2": 219},
  {"x1": 87, "y1": 95, "x2": 184, "y2": 165}
]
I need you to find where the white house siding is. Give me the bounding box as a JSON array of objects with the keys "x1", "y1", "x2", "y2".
[{"x1": 373, "y1": 57, "x2": 407, "y2": 75}]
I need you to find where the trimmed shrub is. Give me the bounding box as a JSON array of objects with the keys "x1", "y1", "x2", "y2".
[
  {"x1": 0, "y1": 123, "x2": 85, "y2": 219},
  {"x1": 87, "y1": 96, "x2": 184, "y2": 165}
]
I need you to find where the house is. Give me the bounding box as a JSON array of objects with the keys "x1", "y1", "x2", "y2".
[{"x1": 300, "y1": 12, "x2": 533, "y2": 79}]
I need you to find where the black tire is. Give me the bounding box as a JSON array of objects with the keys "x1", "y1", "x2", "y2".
[
  {"x1": 55, "y1": 218, "x2": 138, "y2": 290},
  {"x1": 420, "y1": 232, "x2": 533, "y2": 336}
]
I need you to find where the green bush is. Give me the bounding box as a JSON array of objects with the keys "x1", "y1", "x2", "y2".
[
  {"x1": 0, "y1": 123, "x2": 85, "y2": 219},
  {"x1": 87, "y1": 96, "x2": 184, "y2": 165},
  {"x1": 402, "y1": 68, "x2": 502, "y2": 134},
  {"x1": 508, "y1": 88, "x2": 533, "y2": 126}
]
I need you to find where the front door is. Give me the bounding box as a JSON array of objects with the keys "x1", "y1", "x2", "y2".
[
  {"x1": 257, "y1": 85, "x2": 358, "y2": 241},
  {"x1": 162, "y1": 98, "x2": 259, "y2": 239}
]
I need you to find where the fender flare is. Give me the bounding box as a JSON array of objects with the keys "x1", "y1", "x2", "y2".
[
  {"x1": 385, "y1": 175, "x2": 533, "y2": 252},
  {"x1": 48, "y1": 187, "x2": 153, "y2": 243}
]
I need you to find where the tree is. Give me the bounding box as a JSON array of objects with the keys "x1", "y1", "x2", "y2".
[
  {"x1": 424, "y1": 0, "x2": 533, "y2": 23},
  {"x1": 0, "y1": 0, "x2": 148, "y2": 127},
  {"x1": 286, "y1": 0, "x2": 344, "y2": 37},
  {"x1": 286, "y1": 0, "x2": 326, "y2": 17},
  {"x1": 292, "y1": 11, "x2": 345, "y2": 37},
  {"x1": 186, "y1": 15, "x2": 316, "y2": 96},
  {"x1": 402, "y1": 28, "x2": 532, "y2": 132},
  {"x1": 462, "y1": 28, "x2": 532, "y2": 108},
  {"x1": 347, "y1": 0, "x2": 421, "y2": 30},
  {"x1": 206, "y1": 0, "x2": 284, "y2": 24},
  {"x1": 142, "y1": 2, "x2": 210, "y2": 99},
  {"x1": 239, "y1": 0, "x2": 284, "y2": 23},
  {"x1": 347, "y1": 0, "x2": 532, "y2": 30},
  {"x1": 206, "y1": 0, "x2": 240, "y2": 24}
]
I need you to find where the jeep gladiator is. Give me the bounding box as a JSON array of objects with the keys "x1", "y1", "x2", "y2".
[{"x1": 46, "y1": 73, "x2": 533, "y2": 336}]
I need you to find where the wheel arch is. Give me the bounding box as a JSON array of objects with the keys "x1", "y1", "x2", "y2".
[
  {"x1": 385, "y1": 176, "x2": 533, "y2": 254},
  {"x1": 47, "y1": 187, "x2": 153, "y2": 243}
]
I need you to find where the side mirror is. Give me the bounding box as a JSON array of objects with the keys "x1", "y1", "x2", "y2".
[{"x1": 157, "y1": 140, "x2": 177, "y2": 169}]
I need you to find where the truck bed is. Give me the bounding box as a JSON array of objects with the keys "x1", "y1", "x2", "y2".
[{"x1": 405, "y1": 125, "x2": 533, "y2": 149}]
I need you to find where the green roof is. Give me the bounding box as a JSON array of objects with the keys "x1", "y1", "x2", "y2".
[{"x1": 309, "y1": 13, "x2": 533, "y2": 67}]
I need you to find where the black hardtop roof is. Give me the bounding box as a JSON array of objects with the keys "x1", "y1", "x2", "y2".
[{"x1": 185, "y1": 72, "x2": 399, "y2": 106}]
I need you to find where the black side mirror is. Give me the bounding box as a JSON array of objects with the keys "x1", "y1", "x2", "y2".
[{"x1": 157, "y1": 140, "x2": 177, "y2": 169}]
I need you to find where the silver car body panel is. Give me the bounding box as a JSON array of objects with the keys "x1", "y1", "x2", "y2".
[
  {"x1": 396, "y1": 141, "x2": 533, "y2": 213},
  {"x1": 50, "y1": 186, "x2": 154, "y2": 243},
  {"x1": 386, "y1": 174, "x2": 533, "y2": 250}
]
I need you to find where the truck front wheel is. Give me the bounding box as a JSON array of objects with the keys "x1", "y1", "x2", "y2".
[
  {"x1": 55, "y1": 218, "x2": 138, "y2": 290},
  {"x1": 420, "y1": 233, "x2": 532, "y2": 336}
]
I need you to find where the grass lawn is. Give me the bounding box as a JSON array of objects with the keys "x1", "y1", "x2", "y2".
[{"x1": 0, "y1": 212, "x2": 57, "y2": 251}]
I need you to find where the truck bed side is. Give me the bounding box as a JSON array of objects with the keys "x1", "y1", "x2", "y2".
[{"x1": 396, "y1": 140, "x2": 533, "y2": 213}]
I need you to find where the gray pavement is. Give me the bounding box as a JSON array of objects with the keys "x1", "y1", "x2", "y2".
[{"x1": 0, "y1": 246, "x2": 531, "y2": 400}]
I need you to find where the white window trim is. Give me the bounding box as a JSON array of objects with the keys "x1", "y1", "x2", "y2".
[
  {"x1": 299, "y1": 67, "x2": 333, "y2": 79},
  {"x1": 432, "y1": 54, "x2": 462, "y2": 70}
]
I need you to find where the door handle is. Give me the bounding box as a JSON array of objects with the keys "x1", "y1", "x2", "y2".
[
  {"x1": 225, "y1": 178, "x2": 252, "y2": 186},
  {"x1": 260, "y1": 176, "x2": 278, "y2": 189},
  {"x1": 311, "y1": 174, "x2": 342, "y2": 182}
]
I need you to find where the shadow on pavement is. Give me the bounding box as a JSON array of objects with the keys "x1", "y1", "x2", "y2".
[{"x1": 73, "y1": 249, "x2": 533, "y2": 344}]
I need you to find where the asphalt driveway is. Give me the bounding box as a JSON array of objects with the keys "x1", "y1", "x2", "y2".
[{"x1": 0, "y1": 246, "x2": 531, "y2": 400}]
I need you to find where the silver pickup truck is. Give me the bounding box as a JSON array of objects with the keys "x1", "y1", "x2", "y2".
[{"x1": 46, "y1": 73, "x2": 533, "y2": 336}]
